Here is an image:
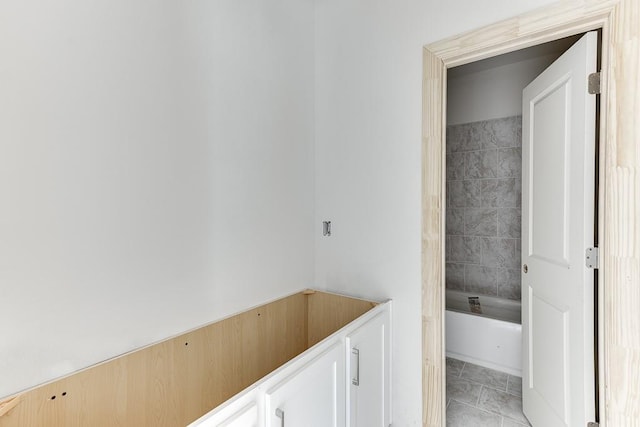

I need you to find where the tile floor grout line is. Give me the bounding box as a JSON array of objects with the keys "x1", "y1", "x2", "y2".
[
  {"x1": 502, "y1": 413, "x2": 531, "y2": 427},
  {"x1": 445, "y1": 358, "x2": 466, "y2": 379},
  {"x1": 447, "y1": 358, "x2": 528, "y2": 426},
  {"x1": 464, "y1": 378, "x2": 508, "y2": 392},
  {"x1": 482, "y1": 381, "x2": 522, "y2": 397},
  {"x1": 476, "y1": 384, "x2": 483, "y2": 406},
  {"x1": 479, "y1": 387, "x2": 529, "y2": 424},
  {"x1": 449, "y1": 397, "x2": 506, "y2": 423}
]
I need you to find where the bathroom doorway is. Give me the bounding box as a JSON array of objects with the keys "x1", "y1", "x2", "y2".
[
  {"x1": 443, "y1": 32, "x2": 600, "y2": 426},
  {"x1": 422, "y1": 3, "x2": 639, "y2": 426}
]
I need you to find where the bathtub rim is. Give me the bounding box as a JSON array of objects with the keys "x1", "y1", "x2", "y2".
[{"x1": 445, "y1": 289, "x2": 521, "y2": 324}]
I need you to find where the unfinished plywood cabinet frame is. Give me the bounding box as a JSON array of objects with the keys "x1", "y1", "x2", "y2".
[
  {"x1": 421, "y1": 0, "x2": 640, "y2": 425},
  {"x1": 0, "y1": 290, "x2": 377, "y2": 427}
]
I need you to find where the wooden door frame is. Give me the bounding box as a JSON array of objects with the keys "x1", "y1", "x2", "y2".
[{"x1": 421, "y1": 0, "x2": 640, "y2": 425}]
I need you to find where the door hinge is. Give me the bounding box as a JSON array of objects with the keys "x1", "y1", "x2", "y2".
[
  {"x1": 587, "y1": 422, "x2": 599, "y2": 427},
  {"x1": 588, "y1": 72, "x2": 601, "y2": 94},
  {"x1": 586, "y1": 247, "x2": 599, "y2": 269}
]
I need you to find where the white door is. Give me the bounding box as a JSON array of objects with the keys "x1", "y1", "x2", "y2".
[
  {"x1": 522, "y1": 32, "x2": 597, "y2": 426},
  {"x1": 265, "y1": 342, "x2": 345, "y2": 427},
  {"x1": 346, "y1": 310, "x2": 390, "y2": 427}
]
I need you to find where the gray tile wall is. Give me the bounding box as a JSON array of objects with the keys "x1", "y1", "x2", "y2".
[{"x1": 446, "y1": 116, "x2": 522, "y2": 301}]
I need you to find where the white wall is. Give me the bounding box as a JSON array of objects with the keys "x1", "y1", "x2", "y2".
[
  {"x1": 447, "y1": 53, "x2": 563, "y2": 125},
  {"x1": 0, "y1": 0, "x2": 567, "y2": 421},
  {"x1": 314, "y1": 0, "x2": 556, "y2": 424},
  {"x1": 0, "y1": 0, "x2": 315, "y2": 399}
]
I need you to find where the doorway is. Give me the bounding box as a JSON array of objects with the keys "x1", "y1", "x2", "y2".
[
  {"x1": 443, "y1": 33, "x2": 598, "y2": 426},
  {"x1": 420, "y1": 2, "x2": 639, "y2": 426}
]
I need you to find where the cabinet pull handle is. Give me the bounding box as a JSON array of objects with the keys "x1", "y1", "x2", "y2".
[
  {"x1": 275, "y1": 408, "x2": 284, "y2": 427},
  {"x1": 352, "y1": 348, "x2": 360, "y2": 386}
]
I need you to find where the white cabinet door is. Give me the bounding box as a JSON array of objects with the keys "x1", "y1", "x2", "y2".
[
  {"x1": 189, "y1": 391, "x2": 260, "y2": 427},
  {"x1": 346, "y1": 310, "x2": 390, "y2": 427},
  {"x1": 265, "y1": 342, "x2": 345, "y2": 427},
  {"x1": 217, "y1": 404, "x2": 259, "y2": 427}
]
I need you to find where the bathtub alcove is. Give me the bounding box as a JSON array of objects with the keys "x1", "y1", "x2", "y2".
[{"x1": 444, "y1": 112, "x2": 526, "y2": 378}]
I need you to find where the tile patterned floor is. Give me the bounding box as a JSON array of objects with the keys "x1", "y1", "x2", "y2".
[{"x1": 446, "y1": 358, "x2": 531, "y2": 427}]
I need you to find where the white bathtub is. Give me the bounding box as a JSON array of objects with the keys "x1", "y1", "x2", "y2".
[{"x1": 445, "y1": 290, "x2": 522, "y2": 376}]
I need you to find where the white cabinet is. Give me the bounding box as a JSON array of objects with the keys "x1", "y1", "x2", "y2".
[
  {"x1": 346, "y1": 310, "x2": 391, "y2": 427},
  {"x1": 189, "y1": 301, "x2": 391, "y2": 427},
  {"x1": 265, "y1": 342, "x2": 345, "y2": 427},
  {"x1": 218, "y1": 404, "x2": 258, "y2": 427},
  {"x1": 191, "y1": 390, "x2": 259, "y2": 427}
]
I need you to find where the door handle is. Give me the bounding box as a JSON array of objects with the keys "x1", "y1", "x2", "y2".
[
  {"x1": 352, "y1": 348, "x2": 360, "y2": 386},
  {"x1": 275, "y1": 408, "x2": 284, "y2": 427},
  {"x1": 523, "y1": 264, "x2": 528, "y2": 273}
]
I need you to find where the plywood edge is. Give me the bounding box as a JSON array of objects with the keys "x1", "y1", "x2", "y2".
[
  {"x1": 309, "y1": 289, "x2": 381, "y2": 305},
  {"x1": 0, "y1": 396, "x2": 20, "y2": 418}
]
